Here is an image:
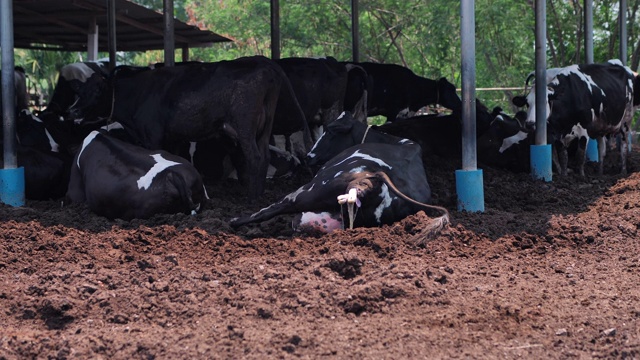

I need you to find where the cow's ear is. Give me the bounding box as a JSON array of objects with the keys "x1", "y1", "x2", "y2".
[
  {"x1": 491, "y1": 106, "x2": 503, "y2": 116},
  {"x1": 512, "y1": 96, "x2": 526, "y2": 108}
]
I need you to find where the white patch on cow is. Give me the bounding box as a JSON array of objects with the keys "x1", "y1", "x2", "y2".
[
  {"x1": 333, "y1": 170, "x2": 344, "y2": 178},
  {"x1": 337, "y1": 111, "x2": 347, "y2": 120},
  {"x1": 398, "y1": 138, "x2": 412, "y2": 144},
  {"x1": 499, "y1": 131, "x2": 529, "y2": 153},
  {"x1": 562, "y1": 124, "x2": 589, "y2": 147},
  {"x1": 284, "y1": 183, "x2": 315, "y2": 202},
  {"x1": 137, "y1": 154, "x2": 181, "y2": 190},
  {"x1": 77, "y1": 131, "x2": 100, "y2": 169},
  {"x1": 311, "y1": 125, "x2": 324, "y2": 143},
  {"x1": 189, "y1": 142, "x2": 197, "y2": 164},
  {"x1": 203, "y1": 185, "x2": 210, "y2": 200},
  {"x1": 306, "y1": 130, "x2": 326, "y2": 158},
  {"x1": 45, "y1": 129, "x2": 60, "y2": 153},
  {"x1": 101, "y1": 122, "x2": 124, "y2": 131},
  {"x1": 554, "y1": 65, "x2": 603, "y2": 97},
  {"x1": 60, "y1": 63, "x2": 96, "y2": 83},
  {"x1": 374, "y1": 184, "x2": 393, "y2": 225},
  {"x1": 331, "y1": 150, "x2": 392, "y2": 170}
]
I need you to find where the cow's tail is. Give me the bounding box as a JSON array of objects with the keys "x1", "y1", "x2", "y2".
[{"x1": 373, "y1": 171, "x2": 450, "y2": 245}]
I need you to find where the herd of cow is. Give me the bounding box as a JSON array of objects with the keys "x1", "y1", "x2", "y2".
[{"x1": 2, "y1": 56, "x2": 638, "y2": 240}]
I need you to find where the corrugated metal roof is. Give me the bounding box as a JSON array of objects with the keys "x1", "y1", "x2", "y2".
[{"x1": 13, "y1": 0, "x2": 231, "y2": 52}]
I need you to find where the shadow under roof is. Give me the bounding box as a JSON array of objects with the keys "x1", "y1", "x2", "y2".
[{"x1": 13, "y1": 0, "x2": 232, "y2": 52}]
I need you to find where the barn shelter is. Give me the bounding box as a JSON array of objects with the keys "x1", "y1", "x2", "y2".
[
  {"x1": 12, "y1": 0, "x2": 230, "y2": 54},
  {"x1": 1, "y1": 0, "x2": 231, "y2": 207}
]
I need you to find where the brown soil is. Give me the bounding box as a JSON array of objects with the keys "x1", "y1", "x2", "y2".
[{"x1": 1, "y1": 148, "x2": 640, "y2": 359}]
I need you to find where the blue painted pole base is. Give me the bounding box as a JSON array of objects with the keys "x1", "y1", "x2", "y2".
[
  {"x1": 0, "y1": 167, "x2": 25, "y2": 207},
  {"x1": 530, "y1": 144, "x2": 552, "y2": 182},
  {"x1": 586, "y1": 137, "x2": 599, "y2": 162},
  {"x1": 455, "y1": 169, "x2": 484, "y2": 212}
]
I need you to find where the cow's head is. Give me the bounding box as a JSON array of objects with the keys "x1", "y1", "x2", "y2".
[
  {"x1": 306, "y1": 111, "x2": 361, "y2": 168},
  {"x1": 477, "y1": 109, "x2": 531, "y2": 171},
  {"x1": 436, "y1": 77, "x2": 462, "y2": 114},
  {"x1": 47, "y1": 62, "x2": 111, "y2": 126}
]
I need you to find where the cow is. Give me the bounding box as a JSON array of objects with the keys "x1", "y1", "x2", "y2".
[
  {"x1": 276, "y1": 57, "x2": 349, "y2": 141},
  {"x1": 476, "y1": 110, "x2": 532, "y2": 172},
  {"x1": 65, "y1": 130, "x2": 207, "y2": 220},
  {"x1": 42, "y1": 61, "x2": 112, "y2": 126},
  {"x1": 0, "y1": 67, "x2": 29, "y2": 115},
  {"x1": 343, "y1": 62, "x2": 462, "y2": 122},
  {"x1": 306, "y1": 105, "x2": 502, "y2": 170},
  {"x1": 230, "y1": 142, "x2": 449, "y2": 244},
  {"x1": 110, "y1": 56, "x2": 284, "y2": 199},
  {"x1": 512, "y1": 59, "x2": 636, "y2": 175}
]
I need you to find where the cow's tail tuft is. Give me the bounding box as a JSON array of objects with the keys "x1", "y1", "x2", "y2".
[
  {"x1": 373, "y1": 171, "x2": 450, "y2": 244},
  {"x1": 409, "y1": 211, "x2": 450, "y2": 246}
]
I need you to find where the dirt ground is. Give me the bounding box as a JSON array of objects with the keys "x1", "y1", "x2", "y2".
[{"x1": 1, "y1": 145, "x2": 640, "y2": 360}]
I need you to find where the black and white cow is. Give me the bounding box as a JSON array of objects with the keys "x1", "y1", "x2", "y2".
[
  {"x1": 110, "y1": 56, "x2": 284, "y2": 199},
  {"x1": 476, "y1": 110, "x2": 533, "y2": 172},
  {"x1": 66, "y1": 130, "x2": 207, "y2": 220},
  {"x1": 512, "y1": 59, "x2": 636, "y2": 175},
  {"x1": 276, "y1": 57, "x2": 349, "y2": 141},
  {"x1": 231, "y1": 142, "x2": 449, "y2": 242},
  {"x1": 43, "y1": 61, "x2": 112, "y2": 125},
  {"x1": 0, "y1": 66, "x2": 29, "y2": 117},
  {"x1": 343, "y1": 62, "x2": 462, "y2": 122},
  {"x1": 307, "y1": 105, "x2": 502, "y2": 170}
]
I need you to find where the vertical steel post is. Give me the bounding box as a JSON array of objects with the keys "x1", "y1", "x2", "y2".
[
  {"x1": 531, "y1": 0, "x2": 552, "y2": 181},
  {"x1": 87, "y1": 17, "x2": 98, "y2": 61},
  {"x1": 164, "y1": 0, "x2": 175, "y2": 67},
  {"x1": 108, "y1": 0, "x2": 117, "y2": 70},
  {"x1": 270, "y1": 0, "x2": 281, "y2": 59},
  {"x1": 456, "y1": 0, "x2": 484, "y2": 212},
  {"x1": 584, "y1": 0, "x2": 593, "y2": 64},
  {"x1": 0, "y1": 0, "x2": 25, "y2": 206},
  {"x1": 351, "y1": 0, "x2": 359, "y2": 62},
  {"x1": 620, "y1": 0, "x2": 628, "y2": 65}
]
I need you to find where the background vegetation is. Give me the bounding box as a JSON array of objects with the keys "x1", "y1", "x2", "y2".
[{"x1": 17, "y1": 0, "x2": 640, "y2": 116}]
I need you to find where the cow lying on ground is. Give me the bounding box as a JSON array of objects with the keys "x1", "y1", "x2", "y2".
[
  {"x1": 65, "y1": 130, "x2": 208, "y2": 220},
  {"x1": 512, "y1": 59, "x2": 636, "y2": 175},
  {"x1": 231, "y1": 142, "x2": 449, "y2": 244}
]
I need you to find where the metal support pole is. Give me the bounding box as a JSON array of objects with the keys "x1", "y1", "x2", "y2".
[
  {"x1": 584, "y1": 0, "x2": 593, "y2": 64},
  {"x1": 270, "y1": 0, "x2": 280, "y2": 59},
  {"x1": 87, "y1": 17, "x2": 98, "y2": 61},
  {"x1": 0, "y1": 0, "x2": 25, "y2": 206},
  {"x1": 456, "y1": 0, "x2": 484, "y2": 212},
  {"x1": 351, "y1": 0, "x2": 359, "y2": 62},
  {"x1": 163, "y1": 0, "x2": 175, "y2": 67},
  {"x1": 182, "y1": 47, "x2": 189, "y2": 62},
  {"x1": 108, "y1": 0, "x2": 117, "y2": 70},
  {"x1": 531, "y1": 0, "x2": 552, "y2": 181},
  {"x1": 620, "y1": 0, "x2": 628, "y2": 65}
]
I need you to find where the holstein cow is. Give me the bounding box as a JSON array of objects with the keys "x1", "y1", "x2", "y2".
[
  {"x1": 476, "y1": 110, "x2": 533, "y2": 172},
  {"x1": 343, "y1": 62, "x2": 462, "y2": 121},
  {"x1": 43, "y1": 61, "x2": 112, "y2": 125},
  {"x1": 230, "y1": 142, "x2": 449, "y2": 243},
  {"x1": 0, "y1": 67, "x2": 29, "y2": 117},
  {"x1": 110, "y1": 56, "x2": 283, "y2": 199},
  {"x1": 276, "y1": 57, "x2": 349, "y2": 141},
  {"x1": 307, "y1": 106, "x2": 502, "y2": 170},
  {"x1": 66, "y1": 130, "x2": 207, "y2": 220},
  {"x1": 512, "y1": 59, "x2": 636, "y2": 175}
]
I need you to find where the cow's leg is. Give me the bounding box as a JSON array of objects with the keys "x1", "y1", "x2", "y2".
[
  {"x1": 619, "y1": 131, "x2": 628, "y2": 175},
  {"x1": 597, "y1": 136, "x2": 607, "y2": 175},
  {"x1": 64, "y1": 162, "x2": 86, "y2": 204},
  {"x1": 555, "y1": 142, "x2": 569, "y2": 176},
  {"x1": 576, "y1": 136, "x2": 588, "y2": 177},
  {"x1": 551, "y1": 144, "x2": 561, "y2": 174}
]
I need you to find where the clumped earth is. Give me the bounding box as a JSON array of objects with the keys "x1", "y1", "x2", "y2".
[{"x1": 1, "y1": 147, "x2": 640, "y2": 359}]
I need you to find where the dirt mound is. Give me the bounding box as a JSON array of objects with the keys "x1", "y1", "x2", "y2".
[{"x1": 1, "y1": 149, "x2": 639, "y2": 359}]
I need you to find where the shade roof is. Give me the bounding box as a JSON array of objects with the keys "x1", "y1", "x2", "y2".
[{"x1": 13, "y1": 0, "x2": 232, "y2": 52}]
